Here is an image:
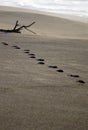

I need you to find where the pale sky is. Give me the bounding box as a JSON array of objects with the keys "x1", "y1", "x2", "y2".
[{"x1": 0, "y1": 0, "x2": 88, "y2": 17}]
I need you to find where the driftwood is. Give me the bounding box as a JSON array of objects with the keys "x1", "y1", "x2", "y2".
[{"x1": 0, "y1": 20, "x2": 36, "y2": 34}]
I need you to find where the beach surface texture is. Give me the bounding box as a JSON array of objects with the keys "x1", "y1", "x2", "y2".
[{"x1": 0, "y1": 6, "x2": 88, "y2": 130}]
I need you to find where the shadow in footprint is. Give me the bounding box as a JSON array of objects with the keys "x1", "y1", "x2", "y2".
[
  {"x1": 38, "y1": 62, "x2": 45, "y2": 65},
  {"x1": 77, "y1": 80, "x2": 85, "y2": 84},
  {"x1": 24, "y1": 49, "x2": 30, "y2": 52},
  {"x1": 30, "y1": 56, "x2": 36, "y2": 59},
  {"x1": 24, "y1": 49, "x2": 30, "y2": 53},
  {"x1": 37, "y1": 59, "x2": 45, "y2": 61},
  {"x1": 12, "y1": 45, "x2": 20, "y2": 49},
  {"x1": 57, "y1": 69, "x2": 64, "y2": 73},
  {"x1": 24, "y1": 51, "x2": 30, "y2": 54},
  {"x1": 1, "y1": 42, "x2": 8, "y2": 46},
  {"x1": 29, "y1": 54, "x2": 35, "y2": 56},
  {"x1": 68, "y1": 74, "x2": 80, "y2": 78},
  {"x1": 48, "y1": 65, "x2": 58, "y2": 69}
]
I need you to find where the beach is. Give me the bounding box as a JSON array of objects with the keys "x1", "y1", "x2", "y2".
[{"x1": 0, "y1": 6, "x2": 88, "y2": 130}]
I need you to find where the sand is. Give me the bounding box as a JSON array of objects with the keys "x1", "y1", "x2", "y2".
[{"x1": 0, "y1": 6, "x2": 88, "y2": 130}]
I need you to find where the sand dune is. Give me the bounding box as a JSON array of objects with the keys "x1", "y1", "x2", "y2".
[
  {"x1": 0, "y1": 6, "x2": 88, "y2": 130},
  {"x1": 0, "y1": 6, "x2": 88, "y2": 38}
]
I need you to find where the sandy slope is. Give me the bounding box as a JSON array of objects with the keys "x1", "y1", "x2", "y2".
[
  {"x1": 0, "y1": 6, "x2": 88, "y2": 38},
  {"x1": 0, "y1": 6, "x2": 88, "y2": 130}
]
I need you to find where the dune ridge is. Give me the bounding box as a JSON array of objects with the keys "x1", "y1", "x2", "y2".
[{"x1": 0, "y1": 6, "x2": 88, "y2": 39}]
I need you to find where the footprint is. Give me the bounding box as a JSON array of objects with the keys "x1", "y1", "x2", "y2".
[
  {"x1": 48, "y1": 65, "x2": 58, "y2": 69},
  {"x1": 57, "y1": 69, "x2": 64, "y2": 72},
  {"x1": 29, "y1": 54, "x2": 35, "y2": 56},
  {"x1": 77, "y1": 80, "x2": 85, "y2": 84},
  {"x1": 24, "y1": 51, "x2": 30, "y2": 54},
  {"x1": 24, "y1": 49, "x2": 30, "y2": 52},
  {"x1": 24, "y1": 49, "x2": 30, "y2": 53},
  {"x1": 30, "y1": 56, "x2": 36, "y2": 58},
  {"x1": 1, "y1": 42, "x2": 8, "y2": 46},
  {"x1": 37, "y1": 59, "x2": 45, "y2": 61},
  {"x1": 12, "y1": 45, "x2": 20, "y2": 49},
  {"x1": 68, "y1": 74, "x2": 80, "y2": 78},
  {"x1": 38, "y1": 62, "x2": 45, "y2": 65}
]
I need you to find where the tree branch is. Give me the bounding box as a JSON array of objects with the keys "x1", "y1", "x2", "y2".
[{"x1": 0, "y1": 21, "x2": 36, "y2": 34}]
